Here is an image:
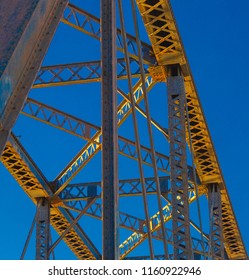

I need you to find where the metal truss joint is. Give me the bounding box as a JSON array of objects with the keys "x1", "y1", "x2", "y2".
[{"x1": 36, "y1": 197, "x2": 51, "y2": 260}]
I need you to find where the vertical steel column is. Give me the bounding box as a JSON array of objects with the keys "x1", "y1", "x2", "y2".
[
  {"x1": 36, "y1": 198, "x2": 50, "y2": 260},
  {"x1": 167, "y1": 65, "x2": 193, "y2": 260},
  {"x1": 101, "y1": 0, "x2": 119, "y2": 259},
  {"x1": 208, "y1": 183, "x2": 224, "y2": 259}
]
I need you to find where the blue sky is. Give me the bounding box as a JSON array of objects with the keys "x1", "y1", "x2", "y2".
[
  {"x1": 0, "y1": 0, "x2": 248, "y2": 259},
  {"x1": 172, "y1": 0, "x2": 249, "y2": 254}
]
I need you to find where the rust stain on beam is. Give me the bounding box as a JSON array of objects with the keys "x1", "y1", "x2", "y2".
[{"x1": 0, "y1": 0, "x2": 68, "y2": 155}]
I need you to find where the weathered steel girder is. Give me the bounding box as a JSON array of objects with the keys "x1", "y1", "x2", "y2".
[
  {"x1": 135, "y1": 0, "x2": 247, "y2": 260},
  {"x1": 21, "y1": 98, "x2": 198, "y2": 188},
  {"x1": 0, "y1": 0, "x2": 68, "y2": 155},
  {"x1": 48, "y1": 77, "x2": 155, "y2": 198},
  {"x1": 167, "y1": 71, "x2": 192, "y2": 259},
  {"x1": 0, "y1": 0, "x2": 247, "y2": 260},
  {"x1": 0, "y1": 134, "x2": 100, "y2": 260},
  {"x1": 60, "y1": 176, "x2": 170, "y2": 203},
  {"x1": 33, "y1": 58, "x2": 149, "y2": 88},
  {"x1": 61, "y1": 3, "x2": 155, "y2": 64},
  {"x1": 208, "y1": 183, "x2": 225, "y2": 259},
  {"x1": 119, "y1": 189, "x2": 196, "y2": 259}
]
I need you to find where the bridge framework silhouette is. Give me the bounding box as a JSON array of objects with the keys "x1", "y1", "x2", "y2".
[{"x1": 0, "y1": 0, "x2": 247, "y2": 260}]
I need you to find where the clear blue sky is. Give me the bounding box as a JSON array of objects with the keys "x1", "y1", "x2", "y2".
[{"x1": 0, "y1": 0, "x2": 248, "y2": 259}]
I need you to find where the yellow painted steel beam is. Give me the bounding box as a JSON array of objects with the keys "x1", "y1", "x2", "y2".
[
  {"x1": 135, "y1": 0, "x2": 247, "y2": 259},
  {"x1": 0, "y1": 137, "x2": 98, "y2": 260}
]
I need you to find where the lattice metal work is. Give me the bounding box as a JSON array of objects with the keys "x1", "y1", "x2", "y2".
[
  {"x1": 0, "y1": 0, "x2": 247, "y2": 260},
  {"x1": 101, "y1": 0, "x2": 119, "y2": 260},
  {"x1": 136, "y1": 0, "x2": 247, "y2": 259},
  {"x1": 36, "y1": 198, "x2": 50, "y2": 260},
  {"x1": 167, "y1": 65, "x2": 193, "y2": 260},
  {"x1": 1, "y1": 135, "x2": 100, "y2": 260},
  {"x1": 208, "y1": 183, "x2": 225, "y2": 260}
]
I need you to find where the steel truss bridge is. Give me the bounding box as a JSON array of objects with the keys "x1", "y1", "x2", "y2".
[{"x1": 0, "y1": 0, "x2": 247, "y2": 260}]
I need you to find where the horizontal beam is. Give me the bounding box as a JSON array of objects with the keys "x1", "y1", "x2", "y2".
[
  {"x1": 21, "y1": 94, "x2": 196, "y2": 198},
  {"x1": 23, "y1": 79, "x2": 156, "y2": 144},
  {"x1": 52, "y1": 134, "x2": 172, "y2": 199},
  {"x1": 61, "y1": 3, "x2": 155, "y2": 64},
  {"x1": 60, "y1": 176, "x2": 170, "y2": 203},
  {"x1": 33, "y1": 58, "x2": 149, "y2": 88},
  {"x1": 49, "y1": 78, "x2": 155, "y2": 196},
  {"x1": 58, "y1": 182, "x2": 207, "y2": 259}
]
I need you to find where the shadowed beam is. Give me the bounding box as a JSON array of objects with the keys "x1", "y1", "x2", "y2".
[
  {"x1": 0, "y1": 0, "x2": 68, "y2": 155},
  {"x1": 33, "y1": 58, "x2": 149, "y2": 88}
]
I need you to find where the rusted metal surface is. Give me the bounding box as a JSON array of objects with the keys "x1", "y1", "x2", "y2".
[
  {"x1": 0, "y1": 0, "x2": 68, "y2": 156},
  {"x1": 0, "y1": 0, "x2": 39, "y2": 115},
  {"x1": 0, "y1": 0, "x2": 39, "y2": 77},
  {"x1": 101, "y1": 0, "x2": 119, "y2": 260}
]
